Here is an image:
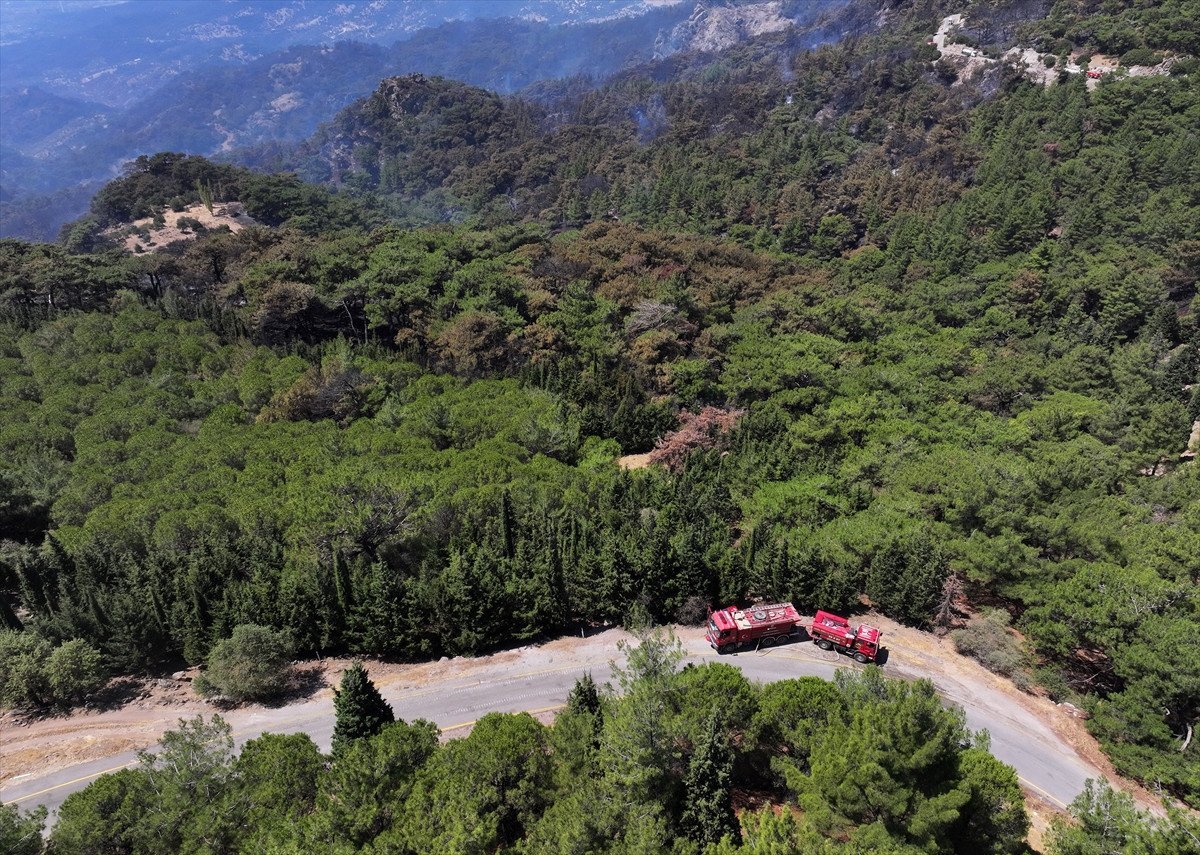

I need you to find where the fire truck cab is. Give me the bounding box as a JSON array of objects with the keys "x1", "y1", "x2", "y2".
[{"x1": 809, "y1": 610, "x2": 882, "y2": 663}]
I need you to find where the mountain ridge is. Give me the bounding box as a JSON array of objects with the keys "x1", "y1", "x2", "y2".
[{"x1": 3, "y1": 1, "x2": 856, "y2": 240}]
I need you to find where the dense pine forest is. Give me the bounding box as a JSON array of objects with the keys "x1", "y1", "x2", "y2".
[{"x1": 1, "y1": 0, "x2": 1198, "y2": 849}]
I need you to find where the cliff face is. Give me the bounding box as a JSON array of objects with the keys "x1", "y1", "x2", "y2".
[
  {"x1": 657, "y1": 2, "x2": 793, "y2": 55},
  {"x1": 655, "y1": 0, "x2": 851, "y2": 57}
]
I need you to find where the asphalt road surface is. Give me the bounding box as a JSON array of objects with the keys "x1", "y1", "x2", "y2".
[{"x1": 2, "y1": 628, "x2": 1100, "y2": 823}]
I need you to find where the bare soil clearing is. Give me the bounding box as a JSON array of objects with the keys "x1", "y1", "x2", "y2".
[
  {"x1": 617, "y1": 452, "x2": 654, "y2": 470},
  {"x1": 108, "y1": 202, "x2": 257, "y2": 253}
]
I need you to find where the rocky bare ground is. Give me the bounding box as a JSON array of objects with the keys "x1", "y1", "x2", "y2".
[
  {"x1": 930, "y1": 13, "x2": 1185, "y2": 90},
  {"x1": 108, "y1": 201, "x2": 258, "y2": 253}
]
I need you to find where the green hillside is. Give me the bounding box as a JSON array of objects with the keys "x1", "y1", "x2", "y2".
[{"x1": 0, "y1": 0, "x2": 1197, "y2": 849}]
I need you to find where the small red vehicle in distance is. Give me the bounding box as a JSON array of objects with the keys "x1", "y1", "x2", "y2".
[
  {"x1": 707, "y1": 603, "x2": 802, "y2": 653},
  {"x1": 809, "y1": 610, "x2": 882, "y2": 663}
]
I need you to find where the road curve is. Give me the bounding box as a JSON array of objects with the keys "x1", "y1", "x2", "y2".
[{"x1": 1, "y1": 627, "x2": 1101, "y2": 822}]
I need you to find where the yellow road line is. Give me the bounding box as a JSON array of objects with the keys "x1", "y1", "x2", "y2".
[
  {"x1": 1018, "y1": 776, "x2": 1068, "y2": 809},
  {"x1": 6, "y1": 760, "x2": 137, "y2": 803}
]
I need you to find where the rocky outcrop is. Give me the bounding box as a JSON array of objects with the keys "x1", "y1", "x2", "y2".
[
  {"x1": 656, "y1": 1, "x2": 792, "y2": 56},
  {"x1": 654, "y1": 0, "x2": 851, "y2": 58}
]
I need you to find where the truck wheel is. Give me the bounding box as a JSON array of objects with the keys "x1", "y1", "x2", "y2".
[
  {"x1": 854, "y1": 652, "x2": 869, "y2": 664},
  {"x1": 761, "y1": 636, "x2": 776, "y2": 647},
  {"x1": 816, "y1": 639, "x2": 833, "y2": 651},
  {"x1": 718, "y1": 644, "x2": 733, "y2": 655}
]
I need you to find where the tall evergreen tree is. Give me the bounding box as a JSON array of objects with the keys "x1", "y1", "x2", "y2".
[
  {"x1": 681, "y1": 709, "x2": 740, "y2": 847},
  {"x1": 331, "y1": 661, "x2": 394, "y2": 757},
  {"x1": 566, "y1": 672, "x2": 601, "y2": 717}
]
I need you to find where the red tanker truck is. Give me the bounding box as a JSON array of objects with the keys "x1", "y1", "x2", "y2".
[
  {"x1": 707, "y1": 603, "x2": 803, "y2": 653},
  {"x1": 809, "y1": 610, "x2": 881, "y2": 663}
]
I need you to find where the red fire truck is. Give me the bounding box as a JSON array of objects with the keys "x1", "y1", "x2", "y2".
[
  {"x1": 809, "y1": 610, "x2": 882, "y2": 663},
  {"x1": 707, "y1": 603, "x2": 803, "y2": 653}
]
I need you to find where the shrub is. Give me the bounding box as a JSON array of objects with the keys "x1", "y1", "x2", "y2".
[
  {"x1": 47, "y1": 639, "x2": 107, "y2": 704},
  {"x1": 1119, "y1": 47, "x2": 1158, "y2": 67},
  {"x1": 916, "y1": 43, "x2": 940, "y2": 62},
  {"x1": 176, "y1": 216, "x2": 207, "y2": 234},
  {"x1": 0, "y1": 631, "x2": 107, "y2": 709},
  {"x1": 952, "y1": 611, "x2": 1032, "y2": 690},
  {"x1": 0, "y1": 631, "x2": 51, "y2": 707},
  {"x1": 934, "y1": 58, "x2": 959, "y2": 84},
  {"x1": 1170, "y1": 57, "x2": 1199, "y2": 76},
  {"x1": 676, "y1": 595, "x2": 710, "y2": 627},
  {"x1": 195, "y1": 624, "x2": 294, "y2": 703}
]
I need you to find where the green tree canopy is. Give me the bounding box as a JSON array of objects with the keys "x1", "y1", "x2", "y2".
[{"x1": 331, "y1": 660, "x2": 395, "y2": 757}]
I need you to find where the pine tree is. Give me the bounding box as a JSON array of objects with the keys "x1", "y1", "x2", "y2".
[
  {"x1": 331, "y1": 661, "x2": 394, "y2": 757},
  {"x1": 681, "y1": 709, "x2": 740, "y2": 846},
  {"x1": 195, "y1": 178, "x2": 215, "y2": 214},
  {"x1": 566, "y1": 672, "x2": 601, "y2": 717},
  {"x1": 499, "y1": 489, "x2": 515, "y2": 561}
]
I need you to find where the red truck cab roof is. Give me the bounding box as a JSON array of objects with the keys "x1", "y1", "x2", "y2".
[
  {"x1": 711, "y1": 609, "x2": 736, "y2": 631},
  {"x1": 856, "y1": 624, "x2": 881, "y2": 645}
]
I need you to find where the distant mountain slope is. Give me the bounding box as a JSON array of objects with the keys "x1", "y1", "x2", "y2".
[
  {"x1": 0, "y1": 0, "x2": 850, "y2": 240},
  {"x1": 80, "y1": 5, "x2": 699, "y2": 158},
  {"x1": 252, "y1": 0, "x2": 921, "y2": 225},
  {"x1": 0, "y1": 88, "x2": 112, "y2": 153},
  {"x1": 0, "y1": 0, "x2": 684, "y2": 107}
]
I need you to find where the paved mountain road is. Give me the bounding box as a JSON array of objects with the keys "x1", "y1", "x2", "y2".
[{"x1": 2, "y1": 627, "x2": 1102, "y2": 823}]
